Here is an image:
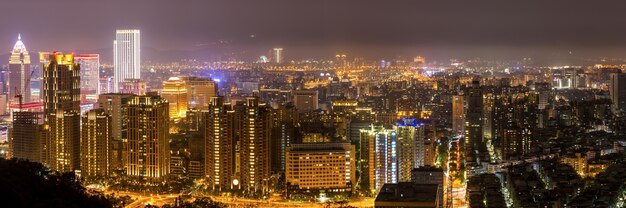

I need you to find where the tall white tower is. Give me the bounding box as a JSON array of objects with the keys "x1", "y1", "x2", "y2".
[
  {"x1": 272, "y1": 48, "x2": 283, "y2": 64},
  {"x1": 9, "y1": 34, "x2": 31, "y2": 103},
  {"x1": 114, "y1": 29, "x2": 141, "y2": 93}
]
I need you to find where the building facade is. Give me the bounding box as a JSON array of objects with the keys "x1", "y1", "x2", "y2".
[
  {"x1": 80, "y1": 109, "x2": 112, "y2": 177},
  {"x1": 125, "y1": 94, "x2": 169, "y2": 178},
  {"x1": 42, "y1": 53, "x2": 81, "y2": 172},
  {"x1": 114, "y1": 29, "x2": 141, "y2": 93}
]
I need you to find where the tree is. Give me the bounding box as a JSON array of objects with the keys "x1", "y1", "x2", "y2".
[{"x1": 0, "y1": 158, "x2": 112, "y2": 208}]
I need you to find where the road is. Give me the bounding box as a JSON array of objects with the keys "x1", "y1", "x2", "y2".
[{"x1": 125, "y1": 194, "x2": 179, "y2": 208}]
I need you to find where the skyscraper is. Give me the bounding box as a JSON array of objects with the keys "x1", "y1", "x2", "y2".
[
  {"x1": 240, "y1": 97, "x2": 271, "y2": 193},
  {"x1": 75, "y1": 54, "x2": 100, "y2": 101},
  {"x1": 205, "y1": 96, "x2": 235, "y2": 190},
  {"x1": 610, "y1": 72, "x2": 626, "y2": 113},
  {"x1": 161, "y1": 77, "x2": 188, "y2": 119},
  {"x1": 114, "y1": 29, "x2": 140, "y2": 93},
  {"x1": 394, "y1": 118, "x2": 425, "y2": 182},
  {"x1": 464, "y1": 80, "x2": 486, "y2": 167},
  {"x1": 451, "y1": 95, "x2": 465, "y2": 136},
  {"x1": 9, "y1": 34, "x2": 31, "y2": 103},
  {"x1": 42, "y1": 53, "x2": 81, "y2": 172},
  {"x1": 80, "y1": 109, "x2": 112, "y2": 177},
  {"x1": 272, "y1": 48, "x2": 283, "y2": 64},
  {"x1": 125, "y1": 94, "x2": 169, "y2": 178},
  {"x1": 360, "y1": 125, "x2": 398, "y2": 194}
]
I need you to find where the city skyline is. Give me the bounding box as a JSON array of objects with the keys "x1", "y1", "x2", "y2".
[{"x1": 2, "y1": 1, "x2": 626, "y2": 208}]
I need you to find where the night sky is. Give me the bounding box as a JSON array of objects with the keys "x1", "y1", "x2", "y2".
[{"x1": 2, "y1": 0, "x2": 626, "y2": 61}]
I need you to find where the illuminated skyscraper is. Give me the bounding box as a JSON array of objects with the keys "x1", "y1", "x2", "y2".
[
  {"x1": 181, "y1": 76, "x2": 218, "y2": 108},
  {"x1": 205, "y1": 96, "x2": 235, "y2": 190},
  {"x1": 75, "y1": 54, "x2": 100, "y2": 101},
  {"x1": 9, "y1": 34, "x2": 31, "y2": 103},
  {"x1": 42, "y1": 53, "x2": 81, "y2": 172},
  {"x1": 114, "y1": 29, "x2": 140, "y2": 93},
  {"x1": 119, "y1": 78, "x2": 146, "y2": 95},
  {"x1": 125, "y1": 94, "x2": 169, "y2": 178},
  {"x1": 610, "y1": 72, "x2": 626, "y2": 113},
  {"x1": 240, "y1": 97, "x2": 271, "y2": 193},
  {"x1": 272, "y1": 48, "x2": 283, "y2": 64},
  {"x1": 360, "y1": 125, "x2": 398, "y2": 194},
  {"x1": 161, "y1": 77, "x2": 188, "y2": 119},
  {"x1": 293, "y1": 90, "x2": 318, "y2": 113},
  {"x1": 80, "y1": 109, "x2": 112, "y2": 177},
  {"x1": 394, "y1": 118, "x2": 425, "y2": 182}
]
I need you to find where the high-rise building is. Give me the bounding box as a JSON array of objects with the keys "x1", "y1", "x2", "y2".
[
  {"x1": 161, "y1": 77, "x2": 188, "y2": 119},
  {"x1": 464, "y1": 81, "x2": 486, "y2": 167},
  {"x1": 272, "y1": 48, "x2": 283, "y2": 64},
  {"x1": 394, "y1": 118, "x2": 425, "y2": 182},
  {"x1": 97, "y1": 93, "x2": 135, "y2": 170},
  {"x1": 80, "y1": 109, "x2": 112, "y2": 177},
  {"x1": 240, "y1": 97, "x2": 271, "y2": 193},
  {"x1": 75, "y1": 54, "x2": 100, "y2": 101},
  {"x1": 181, "y1": 77, "x2": 218, "y2": 108},
  {"x1": 9, "y1": 34, "x2": 31, "y2": 103},
  {"x1": 285, "y1": 143, "x2": 356, "y2": 196},
  {"x1": 125, "y1": 94, "x2": 169, "y2": 178},
  {"x1": 452, "y1": 95, "x2": 465, "y2": 136},
  {"x1": 8, "y1": 111, "x2": 43, "y2": 163},
  {"x1": 360, "y1": 125, "x2": 398, "y2": 194},
  {"x1": 205, "y1": 96, "x2": 235, "y2": 190},
  {"x1": 610, "y1": 72, "x2": 626, "y2": 113},
  {"x1": 42, "y1": 53, "x2": 81, "y2": 172},
  {"x1": 293, "y1": 90, "x2": 318, "y2": 113},
  {"x1": 114, "y1": 29, "x2": 140, "y2": 93},
  {"x1": 269, "y1": 104, "x2": 297, "y2": 174},
  {"x1": 119, "y1": 79, "x2": 146, "y2": 95}
]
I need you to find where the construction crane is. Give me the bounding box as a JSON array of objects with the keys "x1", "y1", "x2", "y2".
[{"x1": 13, "y1": 70, "x2": 34, "y2": 111}]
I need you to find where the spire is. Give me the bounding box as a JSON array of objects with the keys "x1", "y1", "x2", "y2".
[{"x1": 12, "y1": 33, "x2": 26, "y2": 53}]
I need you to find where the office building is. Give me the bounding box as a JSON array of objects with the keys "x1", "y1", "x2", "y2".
[
  {"x1": 42, "y1": 53, "x2": 81, "y2": 172},
  {"x1": 125, "y1": 94, "x2": 169, "y2": 178},
  {"x1": 80, "y1": 109, "x2": 112, "y2": 177},
  {"x1": 181, "y1": 76, "x2": 218, "y2": 108},
  {"x1": 161, "y1": 77, "x2": 188, "y2": 119},
  {"x1": 293, "y1": 90, "x2": 318, "y2": 113},
  {"x1": 114, "y1": 29, "x2": 140, "y2": 92},
  {"x1": 9, "y1": 34, "x2": 31, "y2": 103},
  {"x1": 75, "y1": 54, "x2": 100, "y2": 101},
  {"x1": 205, "y1": 96, "x2": 235, "y2": 190},
  {"x1": 285, "y1": 143, "x2": 356, "y2": 197}
]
